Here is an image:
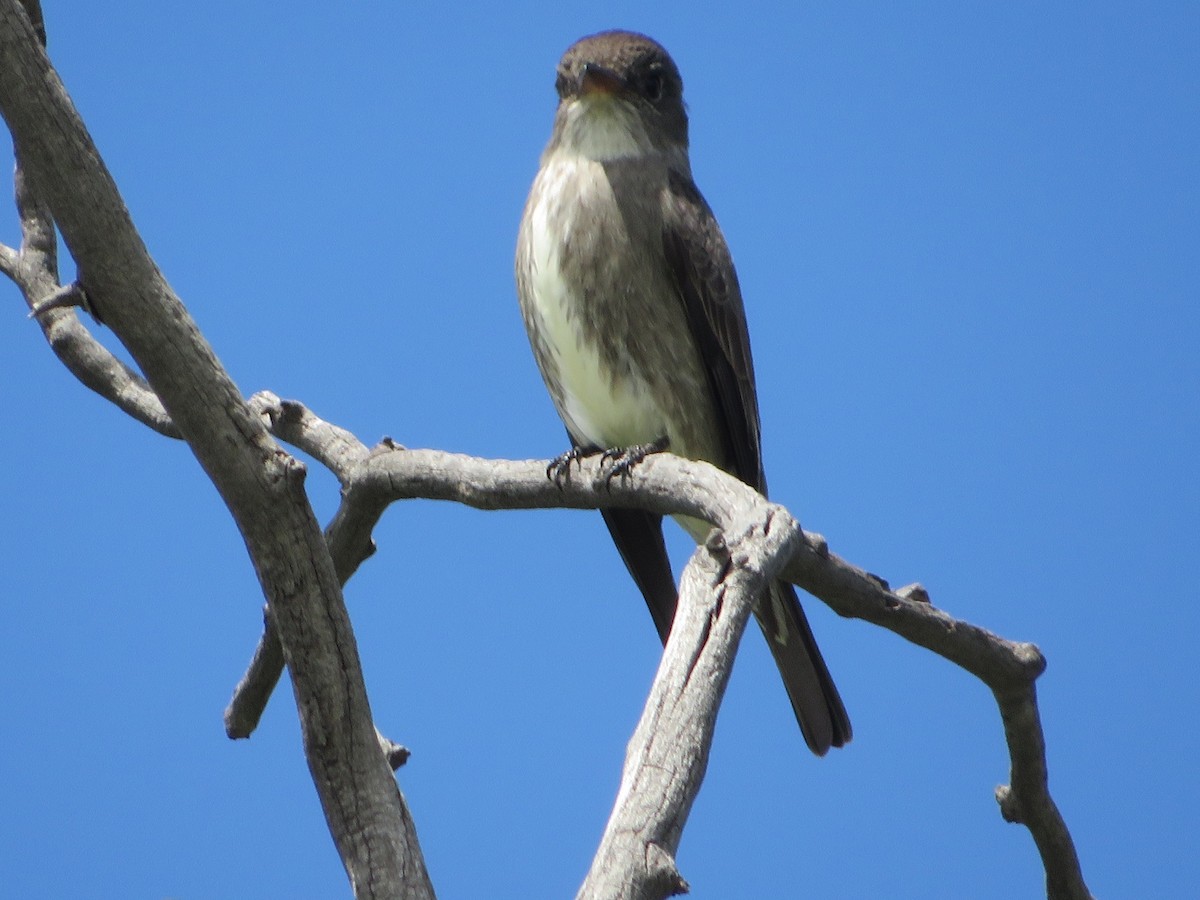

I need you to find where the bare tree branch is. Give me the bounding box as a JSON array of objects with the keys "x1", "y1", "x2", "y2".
[
  {"x1": 0, "y1": 240, "x2": 17, "y2": 274},
  {"x1": 248, "y1": 390, "x2": 372, "y2": 479},
  {"x1": 349, "y1": 442, "x2": 1090, "y2": 898},
  {"x1": 223, "y1": 605, "x2": 287, "y2": 740},
  {"x1": 996, "y1": 688, "x2": 1091, "y2": 900},
  {"x1": 226, "y1": 395, "x2": 391, "y2": 736},
  {"x1": 0, "y1": 3, "x2": 1092, "y2": 896},
  {"x1": 220, "y1": 392, "x2": 1090, "y2": 899},
  {"x1": 0, "y1": 6, "x2": 431, "y2": 896},
  {"x1": 5, "y1": 111, "x2": 177, "y2": 434},
  {"x1": 776, "y1": 539, "x2": 1088, "y2": 899},
  {"x1": 579, "y1": 501, "x2": 805, "y2": 899},
  {"x1": 27, "y1": 279, "x2": 85, "y2": 316}
]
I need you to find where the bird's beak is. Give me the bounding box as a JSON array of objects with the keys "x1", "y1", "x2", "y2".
[{"x1": 579, "y1": 62, "x2": 626, "y2": 96}]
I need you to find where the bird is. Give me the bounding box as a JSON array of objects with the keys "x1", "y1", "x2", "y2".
[{"x1": 514, "y1": 29, "x2": 850, "y2": 755}]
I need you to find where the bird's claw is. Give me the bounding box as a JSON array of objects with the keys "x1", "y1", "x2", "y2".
[
  {"x1": 547, "y1": 446, "x2": 592, "y2": 488},
  {"x1": 599, "y1": 437, "x2": 670, "y2": 491}
]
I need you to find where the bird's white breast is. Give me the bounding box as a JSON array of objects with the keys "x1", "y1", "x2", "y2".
[{"x1": 523, "y1": 156, "x2": 668, "y2": 450}]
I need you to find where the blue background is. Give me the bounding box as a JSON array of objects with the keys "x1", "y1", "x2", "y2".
[{"x1": 2, "y1": 3, "x2": 1196, "y2": 897}]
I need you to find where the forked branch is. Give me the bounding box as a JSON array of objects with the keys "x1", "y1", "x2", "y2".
[{"x1": 0, "y1": 2, "x2": 1091, "y2": 897}]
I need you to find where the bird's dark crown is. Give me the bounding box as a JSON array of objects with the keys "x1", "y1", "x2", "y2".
[
  {"x1": 553, "y1": 30, "x2": 688, "y2": 147},
  {"x1": 556, "y1": 31, "x2": 684, "y2": 107}
]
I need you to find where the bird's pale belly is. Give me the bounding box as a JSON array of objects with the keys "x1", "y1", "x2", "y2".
[
  {"x1": 519, "y1": 155, "x2": 720, "y2": 463},
  {"x1": 528, "y1": 263, "x2": 669, "y2": 450}
]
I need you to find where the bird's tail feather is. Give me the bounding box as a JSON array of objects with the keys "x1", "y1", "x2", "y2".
[{"x1": 756, "y1": 581, "x2": 852, "y2": 755}]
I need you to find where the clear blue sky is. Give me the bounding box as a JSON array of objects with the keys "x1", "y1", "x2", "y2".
[{"x1": 2, "y1": 2, "x2": 1196, "y2": 897}]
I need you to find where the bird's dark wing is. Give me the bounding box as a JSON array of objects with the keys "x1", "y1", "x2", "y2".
[
  {"x1": 660, "y1": 169, "x2": 764, "y2": 492},
  {"x1": 660, "y1": 170, "x2": 851, "y2": 755}
]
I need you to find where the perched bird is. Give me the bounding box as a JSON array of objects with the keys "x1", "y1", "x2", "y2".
[{"x1": 515, "y1": 30, "x2": 850, "y2": 754}]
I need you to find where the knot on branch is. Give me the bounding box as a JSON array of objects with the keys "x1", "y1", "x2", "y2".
[
  {"x1": 896, "y1": 582, "x2": 931, "y2": 604},
  {"x1": 995, "y1": 784, "x2": 1023, "y2": 823},
  {"x1": 803, "y1": 529, "x2": 830, "y2": 557},
  {"x1": 1013, "y1": 641, "x2": 1048, "y2": 678},
  {"x1": 645, "y1": 842, "x2": 689, "y2": 897},
  {"x1": 376, "y1": 730, "x2": 411, "y2": 771}
]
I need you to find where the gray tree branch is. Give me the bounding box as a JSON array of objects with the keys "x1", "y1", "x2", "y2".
[
  {"x1": 0, "y1": 5, "x2": 431, "y2": 897},
  {"x1": 578, "y1": 496, "x2": 806, "y2": 899},
  {"x1": 232, "y1": 408, "x2": 1093, "y2": 900},
  {"x1": 0, "y1": 3, "x2": 1092, "y2": 898},
  {"x1": 4, "y1": 100, "x2": 176, "y2": 434},
  {"x1": 0, "y1": 0, "x2": 176, "y2": 437}
]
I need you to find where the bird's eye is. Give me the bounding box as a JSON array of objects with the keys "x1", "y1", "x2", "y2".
[{"x1": 642, "y1": 70, "x2": 665, "y2": 102}]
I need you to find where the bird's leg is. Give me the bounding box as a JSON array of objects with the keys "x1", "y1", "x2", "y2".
[
  {"x1": 600, "y1": 436, "x2": 670, "y2": 489},
  {"x1": 547, "y1": 446, "x2": 599, "y2": 488}
]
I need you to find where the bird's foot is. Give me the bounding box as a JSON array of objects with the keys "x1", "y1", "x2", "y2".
[
  {"x1": 599, "y1": 436, "x2": 670, "y2": 490},
  {"x1": 547, "y1": 446, "x2": 598, "y2": 488}
]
